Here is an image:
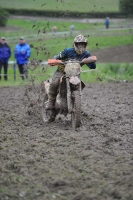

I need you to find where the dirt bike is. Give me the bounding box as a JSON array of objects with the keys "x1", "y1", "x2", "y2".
[{"x1": 42, "y1": 59, "x2": 85, "y2": 129}]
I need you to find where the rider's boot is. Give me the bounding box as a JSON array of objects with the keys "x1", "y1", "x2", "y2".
[
  {"x1": 46, "y1": 95, "x2": 56, "y2": 110},
  {"x1": 45, "y1": 72, "x2": 62, "y2": 121},
  {"x1": 46, "y1": 94, "x2": 56, "y2": 122}
]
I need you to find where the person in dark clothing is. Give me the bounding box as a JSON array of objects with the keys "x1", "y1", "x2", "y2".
[
  {"x1": 105, "y1": 17, "x2": 110, "y2": 29},
  {"x1": 46, "y1": 34, "x2": 97, "y2": 111},
  {"x1": 14, "y1": 37, "x2": 31, "y2": 80},
  {"x1": 0, "y1": 37, "x2": 11, "y2": 81}
]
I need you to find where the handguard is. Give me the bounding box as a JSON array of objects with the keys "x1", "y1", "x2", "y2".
[
  {"x1": 48, "y1": 59, "x2": 63, "y2": 66},
  {"x1": 92, "y1": 56, "x2": 97, "y2": 61}
]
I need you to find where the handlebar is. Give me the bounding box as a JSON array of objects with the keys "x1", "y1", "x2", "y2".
[
  {"x1": 48, "y1": 56, "x2": 97, "y2": 66},
  {"x1": 48, "y1": 59, "x2": 81, "y2": 66}
]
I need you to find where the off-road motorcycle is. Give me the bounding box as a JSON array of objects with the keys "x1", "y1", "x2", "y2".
[{"x1": 42, "y1": 59, "x2": 85, "y2": 129}]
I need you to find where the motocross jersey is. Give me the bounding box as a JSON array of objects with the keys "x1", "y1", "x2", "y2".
[{"x1": 55, "y1": 47, "x2": 96, "y2": 72}]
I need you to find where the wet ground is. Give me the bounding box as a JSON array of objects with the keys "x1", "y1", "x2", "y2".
[{"x1": 0, "y1": 82, "x2": 133, "y2": 200}]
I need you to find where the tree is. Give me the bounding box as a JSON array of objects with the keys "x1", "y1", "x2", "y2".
[
  {"x1": 119, "y1": 0, "x2": 133, "y2": 14},
  {"x1": 0, "y1": 7, "x2": 9, "y2": 27}
]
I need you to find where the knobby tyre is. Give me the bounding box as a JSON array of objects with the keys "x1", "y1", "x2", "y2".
[
  {"x1": 42, "y1": 93, "x2": 49, "y2": 122},
  {"x1": 71, "y1": 90, "x2": 81, "y2": 129}
]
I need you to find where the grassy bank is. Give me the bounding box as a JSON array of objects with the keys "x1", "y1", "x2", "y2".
[
  {"x1": 0, "y1": 0, "x2": 119, "y2": 13},
  {"x1": 3, "y1": 33, "x2": 133, "y2": 62},
  {"x1": 0, "y1": 17, "x2": 132, "y2": 62},
  {"x1": 0, "y1": 17, "x2": 133, "y2": 87},
  {"x1": 0, "y1": 63, "x2": 132, "y2": 87}
]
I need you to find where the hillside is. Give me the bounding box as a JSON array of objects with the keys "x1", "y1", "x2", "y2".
[{"x1": 0, "y1": 0, "x2": 119, "y2": 12}]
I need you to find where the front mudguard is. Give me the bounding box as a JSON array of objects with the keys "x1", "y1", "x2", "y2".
[
  {"x1": 69, "y1": 76, "x2": 85, "y2": 90},
  {"x1": 69, "y1": 76, "x2": 81, "y2": 91},
  {"x1": 69, "y1": 76, "x2": 80, "y2": 85}
]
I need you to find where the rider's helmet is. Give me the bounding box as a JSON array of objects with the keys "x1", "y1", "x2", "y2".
[{"x1": 73, "y1": 34, "x2": 88, "y2": 55}]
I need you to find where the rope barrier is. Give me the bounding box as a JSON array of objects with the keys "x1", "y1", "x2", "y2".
[
  {"x1": 81, "y1": 69, "x2": 118, "y2": 81},
  {"x1": 0, "y1": 68, "x2": 126, "y2": 82}
]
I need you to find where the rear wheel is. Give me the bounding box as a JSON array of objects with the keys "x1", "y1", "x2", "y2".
[
  {"x1": 71, "y1": 91, "x2": 81, "y2": 129},
  {"x1": 42, "y1": 94, "x2": 55, "y2": 123}
]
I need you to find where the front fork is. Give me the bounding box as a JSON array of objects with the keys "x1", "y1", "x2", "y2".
[
  {"x1": 66, "y1": 77, "x2": 82, "y2": 113},
  {"x1": 66, "y1": 78, "x2": 72, "y2": 113}
]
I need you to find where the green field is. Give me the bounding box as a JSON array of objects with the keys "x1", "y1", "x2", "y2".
[
  {"x1": 4, "y1": 33, "x2": 133, "y2": 61},
  {"x1": 0, "y1": 17, "x2": 133, "y2": 62},
  {"x1": 0, "y1": 63, "x2": 133, "y2": 87},
  {"x1": 0, "y1": 11, "x2": 133, "y2": 86},
  {"x1": 0, "y1": 0, "x2": 119, "y2": 12}
]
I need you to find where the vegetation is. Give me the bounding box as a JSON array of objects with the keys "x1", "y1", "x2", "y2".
[
  {"x1": 0, "y1": 0, "x2": 119, "y2": 13},
  {"x1": 0, "y1": 17, "x2": 133, "y2": 86},
  {"x1": 0, "y1": 18, "x2": 133, "y2": 62},
  {"x1": 119, "y1": 0, "x2": 133, "y2": 14},
  {"x1": 0, "y1": 63, "x2": 132, "y2": 87},
  {"x1": 6, "y1": 34, "x2": 133, "y2": 61},
  {"x1": 0, "y1": 6, "x2": 9, "y2": 27}
]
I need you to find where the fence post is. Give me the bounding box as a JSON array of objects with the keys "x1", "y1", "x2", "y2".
[{"x1": 14, "y1": 61, "x2": 16, "y2": 81}]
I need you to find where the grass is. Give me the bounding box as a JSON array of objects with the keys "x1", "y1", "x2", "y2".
[
  {"x1": 0, "y1": 0, "x2": 120, "y2": 12},
  {"x1": 81, "y1": 63, "x2": 133, "y2": 82},
  {"x1": 1, "y1": 17, "x2": 132, "y2": 38},
  {"x1": 0, "y1": 17, "x2": 133, "y2": 87},
  {"x1": 6, "y1": 18, "x2": 104, "y2": 31},
  {"x1": 0, "y1": 18, "x2": 104, "y2": 39},
  {"x1": 1, "y1": 17, "x2": 128, "y2": 39},
  {"x1": 0, "y1": 17, "x2": 132, "y2": 62},
  {"x1": 3, "y1": 33, "x2": 133, "y2": 62},
  {"x1": 0, "y1": 63, "x2": 133, "y2": 87}
]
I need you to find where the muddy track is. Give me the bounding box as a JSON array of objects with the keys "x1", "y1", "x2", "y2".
[{"x1": 0, "y1": 82, "x2": 133, "y2": 200}]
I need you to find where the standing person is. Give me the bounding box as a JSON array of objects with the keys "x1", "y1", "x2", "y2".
[
  {"x1": 70, "y1": 24, "x2": 75, "y2": 36},
  {"x1": 105, "y1": 17, "x2": 110, "y2": 29},
  {"x1": 14, "y1": 37, "x2": 31, "y2": 80},
  {"x1": 46, "y1": 34, "x2": 97, "y2": 114},
  {"x1": 0, "y1": 37, "x2": 11, "y2": 81},
  {"x1": 52, "y1": 26, "x2": 57, "y2": 33}
]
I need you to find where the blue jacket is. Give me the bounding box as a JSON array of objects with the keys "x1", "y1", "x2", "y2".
[
  {"x1": 105, "y1": 19, "x2": 110, "y2": 26},
  {"x1": 55, "y1": 47, "x2": 96, "y2": 69},
  {"x1": 14, "y1": 43, "x2": 31, "y2": 65},
  {"x1": 0, "y1": 42, "x2": 11, "y2": 63}
]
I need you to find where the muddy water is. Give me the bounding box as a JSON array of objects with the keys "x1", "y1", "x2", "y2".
[{"x1": 0, "y1": 82, "x2": 133, "y2": 200}]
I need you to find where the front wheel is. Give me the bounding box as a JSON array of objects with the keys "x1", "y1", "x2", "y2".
[{"x1": 71, "y1": 91, "x2": 81, "y2": 129}]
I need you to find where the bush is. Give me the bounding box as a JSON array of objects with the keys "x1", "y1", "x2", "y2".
[
  {"x1": 119, "y1": 0, "x2": 133, "y2": 14},
  {"x1": 4, "y1": 8, "x2": 126, "y2": 18},
  {"x1": 0, "y1": 7, "x2": 9, "y2": 27}
]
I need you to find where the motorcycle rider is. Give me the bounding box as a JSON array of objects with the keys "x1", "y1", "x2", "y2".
[{"x1": 46, "y1": 34, "x2": 97, "y2": 114}]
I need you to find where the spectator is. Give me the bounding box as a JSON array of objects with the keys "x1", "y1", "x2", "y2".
[
  {"x1": 52, "y1": 26, "x2": 57, "y2": 33},
  {"x1": 70, "y1": 24, "x2": 75, "y2": 36},
  {"x1": 0, "y1": 37, "x2": 11, "y2": 81},
  {"x1": 14, "y1": 37, "x2": 31, "y2": 80},
  {"x1": 70, "y1": 24, "x2": 75, "y2": 31},
  {"x1": 105, "y1": 17, "x2": 110, "y2": 29}
]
